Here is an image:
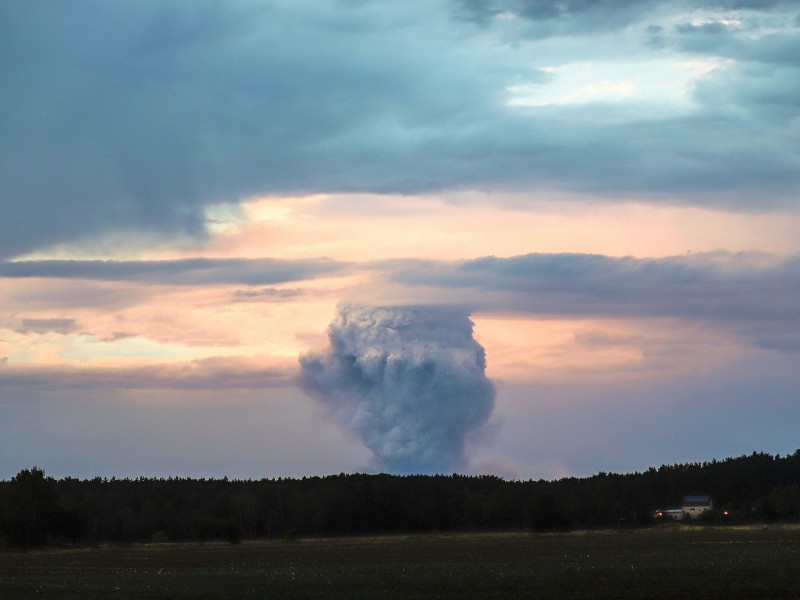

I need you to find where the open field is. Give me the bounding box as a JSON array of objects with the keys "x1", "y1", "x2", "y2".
[{"x1": 2, "y1": 526, "x2": 800, "y2": 599}]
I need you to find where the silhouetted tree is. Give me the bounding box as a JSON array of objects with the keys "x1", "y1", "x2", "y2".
[
  {"x1": 527, "y1": 491, "x2": 569, "y2": 531},
  {"x1": 1, "y1": 467, "x2": 60, "y2": 548},
  {"x1": 189, "y1": 512, "x2": 214, "y2": 543},
  {"x1": 52, "y1": 506, "x2": 89, "y2": 544},
  {"x1": 223, "y1": 518, "x2": 242, "y2": 544},
  {"x1": 2, "y1": 450, "x2": 798, "y2": 546}
]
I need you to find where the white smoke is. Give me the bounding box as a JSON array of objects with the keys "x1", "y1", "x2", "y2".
[{"x1": 299, "y1": 304, "x2": 495, "y2": 474}]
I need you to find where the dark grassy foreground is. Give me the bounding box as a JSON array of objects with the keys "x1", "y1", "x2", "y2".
[{"x1": 2, "y1": 526, "x2": 799, "y2": 599}]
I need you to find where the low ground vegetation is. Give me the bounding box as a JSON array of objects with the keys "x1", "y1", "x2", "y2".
[{"x1": 1, "y1": 528, "x2": 799, "y2": 599}]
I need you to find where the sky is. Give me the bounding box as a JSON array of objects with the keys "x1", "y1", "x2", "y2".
[{"x1": 1, "y1": 0, "x2": 799, "y2": 480}]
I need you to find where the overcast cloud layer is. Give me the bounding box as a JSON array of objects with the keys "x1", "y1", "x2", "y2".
[{"x1": 2, "y1": 0, "x2": 799, "y2": 257}]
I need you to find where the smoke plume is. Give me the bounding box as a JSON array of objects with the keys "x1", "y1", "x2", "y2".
[{"x1": 299, "y1": 304, "x2": 495, "y2": 474}]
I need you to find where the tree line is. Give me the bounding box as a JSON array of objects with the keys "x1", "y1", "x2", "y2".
[{"x1": 1, "y1": 450, "x2": 799, "y2": 548}]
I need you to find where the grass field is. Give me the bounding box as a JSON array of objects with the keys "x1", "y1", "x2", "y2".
[{"x1": 2, "y1": 526, "x2": 799, "y2": 599}]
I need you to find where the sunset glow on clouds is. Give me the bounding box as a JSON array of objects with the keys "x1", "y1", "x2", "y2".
[{"x1": 1, "y1": 0, "x2": 799, "y2": 479}]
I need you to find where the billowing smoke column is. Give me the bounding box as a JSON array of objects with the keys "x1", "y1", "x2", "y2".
[{"x1": 299, "y1": 304, "x2": 495, "y2": 474}]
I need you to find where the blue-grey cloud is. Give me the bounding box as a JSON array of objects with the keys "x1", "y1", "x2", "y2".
[
  {"x1": 674, "y1": 25, "x2": 800, "y2": 65},
  {"x1": 456, "y1": 0, "x2": 793, "y2": 33},
  {"x1": 15, "y1": 318, "x2": 79, "y2": 335},
  {"x1": 676, "y1": 21, "x2": 731, "y2": 35},
  {"x1": 0, "y1": 257, "x2": 345, "y2": 285},
  {"x1": 455, "y1": 0, "x2": 657, "y2": 32},
  {"x1": 386, "y1": 252, "x2": 800, "y2": 349},
  {"x1": 0, "y1": 356, "x2": 292, "y2": 391},
  {"x1": 2, "y1": 1, "x2": 799, "y2": 257},
  {"x1": 231, "y1": 287, "x2": 305, "y2": 302},
  {"x1": 5, "y1": 281, "x2": 149, "y2": 312},
  {"x1": 299, "y1": 304, "x2": 496, "y2": 474}
]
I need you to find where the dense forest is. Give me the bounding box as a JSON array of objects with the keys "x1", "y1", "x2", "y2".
[{"x1": 2, "y1": 450, "x2": 799, "y2": 549}]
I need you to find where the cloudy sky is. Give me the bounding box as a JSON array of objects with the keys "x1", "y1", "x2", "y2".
[{"x1": 2, "y1": 0, "x2": 799, "y2": 479}]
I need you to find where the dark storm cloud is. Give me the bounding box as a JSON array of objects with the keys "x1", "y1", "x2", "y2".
[
  {"x1": 0, "y1": 257, "x2": 345, "y2": 285},
  {"x1": 387, "y1": 252, "x2": 800, "y2": 348},
  {"x1": 0, "y1": 1, "x2": 520, "y2": 257},
  {"x1": 2, "y1": 1, "x2": 799, "y2": 256}
]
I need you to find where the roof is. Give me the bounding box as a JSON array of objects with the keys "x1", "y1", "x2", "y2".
[{"x1": 682, "y1": 495, "x2": 712, "y2": 506}]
